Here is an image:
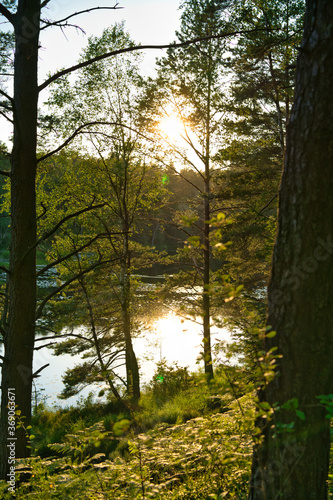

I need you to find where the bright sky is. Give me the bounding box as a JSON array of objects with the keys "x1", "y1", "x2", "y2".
[
  {"x1": 39, "y1": 0, "x2": 181, "y2": 81},
  {"x1": 0, "y1": 1, "x2": 181, "y2": 144}
]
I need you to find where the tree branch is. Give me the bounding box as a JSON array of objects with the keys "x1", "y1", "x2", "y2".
[
  {"x1": 161, "y1": 157, "x2": 204, "y2": 194},
  {"x1": 39, "y1": 29, "x2": 277, "y2": 92},
  {"x1": 0, "y1": 265, "x2": 9, "y2": 274},
  {"x1": 34, "y1": 342, "x2": 57, "y2": 351},
  {"x1": 35, "y1": 201, "x2": 105, "y2": 250},
  {"x1": 23, "y1": 202, "x2": 105, "y2": 263},
  {"x1": 35, "y1": 257, "x2": 119, "y2": 320},
  {"x1": 40, "y1": 4, "x2": 122, "y2": 30},
  {"x1": 181, "y1": 128, "x2": 205, "y2": 163},
  {"x1": 34, "y1": 332, "x2": 94, "y2": 346},
  {"x1": 0, "y1": 89, "x2": 13, "y2": 104},
  {"x1": 32, "y1": 363, "x2": 50, "y2": 378},
  {"x1": 0, "y1": 109, "x2": 13, "y2": 124},
  {"x1": 258, "y1": 194, "x2": 278, "y2": 215},
  {"x1": 41, "y1": 20, "x2": 86, "y2": 34},
  {"x1": 0, "y1": 169, "x2": 11, "y2": 177},
  {"x1": 36, "y1": 202, "x2": 47, "y2": 221},
  {"x1": 0, "y1": 100, "x2": 13, "y2": 112},
  {"x1": 36, "y1": 233, "x2": 110, "y2": 277},
  {"x1": 37, "y1": 121, "x2": 148, "y2": 162},
  {"x1": 0, "y1": 326, "x2": 6, "y2": 339},
  {"x1": 0, "y1": 3, "x2": 14, "y2": 24}
]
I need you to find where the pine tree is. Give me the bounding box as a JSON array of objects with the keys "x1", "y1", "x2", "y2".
[
  {"x1": 212, "y1": 0, "x2": 305, "y2": 367},
  {"x1": 142, "y1": 0, "x2": 231, "y2": 380}
]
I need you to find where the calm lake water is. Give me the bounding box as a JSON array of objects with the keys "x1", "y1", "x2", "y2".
[
  {"x1": 33, "y1": 310, "x2": 230, "y2": 407},
  {"x1": 0, "y1": 310, "x2": 230, "y2": 408},
  {"x1": 0, "y1": 269, "x2": 231, "y2": 407}
]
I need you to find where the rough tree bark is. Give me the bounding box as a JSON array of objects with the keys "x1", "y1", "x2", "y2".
[
  {"x1": 249, "y1": 1, "x2": 333, "y2": 498},
  {"x1": 0, "y1": 0, "x2": 40, "y2": 479}
]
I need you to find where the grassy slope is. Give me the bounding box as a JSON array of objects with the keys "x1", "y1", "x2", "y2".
[{"x1": 0, "y1": 369, "x2": 332, "y2": 499}]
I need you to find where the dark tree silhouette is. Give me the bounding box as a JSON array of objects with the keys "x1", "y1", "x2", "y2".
[{"x1": 249, "y1": 1, "x2": 333, "y2": 498}]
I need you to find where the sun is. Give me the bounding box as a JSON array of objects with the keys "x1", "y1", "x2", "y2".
[{"x1": 158, "y1": 114, "x2": 186, "y2": 141}]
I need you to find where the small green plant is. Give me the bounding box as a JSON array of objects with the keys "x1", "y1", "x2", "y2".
[
  {"x1": 15, "y1": 410, "x2": 35, "y2": 450},
  {"x1": 148, "y1": 360, "x2": 193, "y2": 405},
  {"x1": 48, "y1": 421, "x2": 112, "y2": 463},
  {"x1": 317, "y1": 394, "x2": 333, "y2": 419}
]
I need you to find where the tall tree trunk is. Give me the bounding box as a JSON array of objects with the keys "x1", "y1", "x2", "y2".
[
  {"x1": 203, "y1": 160, "x2": 213, "y2": 381},
  {"x1": 120, "y1": 231, "x2": 140, "y2": 404},
  {"x1": 203, "y1": 55, "x2": 213, "y2": 381},
  {"x1": 0, "y1": 0, "x2": 40, "y2": 479},
  {"x1": 249, "y1": 1, "x2": 333, "y2": 498}
]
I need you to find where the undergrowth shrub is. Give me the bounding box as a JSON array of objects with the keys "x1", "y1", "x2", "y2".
[
  {"x1": 2, "y1": 363, "x2": 330, "y2": 499},
  {"x1": 31, "y1": 394, "x2": 130, "y2": 458},
  {"x1": 147, "y1": 360, "x2": 193, "y2": 405},
  {"x1": 2, "y1": 363, "x2": 303, "y2": 499},
  {"x1": 138, "y1": 362, "x2": 234, "y2": 430},
  {"x1": 0, "y1": 394, "x2": 255, "y2": 499}
]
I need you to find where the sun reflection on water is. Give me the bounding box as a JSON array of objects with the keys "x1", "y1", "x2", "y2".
[{"x1": 153, "y1": 311, "x2": 205, "y2": 367}]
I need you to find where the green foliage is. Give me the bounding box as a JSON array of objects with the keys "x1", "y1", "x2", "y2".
[
  {"x1": 0, "y1": 364, "x2": 331, "y2": 499},
  {"x1": 0, "y1": 29, "x2": 14, "y2": 79},
  {"x1": 1, "y1": 2, "x2": 322, "y2": 497},
  {"x1": 48, "y1": 421, "x2": 112, "y2": 463},
  {"x1": 113, "y1": 419, "x2": 131, "y2": 436},
  {"x1": 317, "y1": 394, "x2": 333, "y2": 420},
  {"x1": 0, "y1": 145, "x2": 10, "y2": 263},
  {"x1": 36, "y1": 147, "x2": 168, "y2": 401},
  {"x1": 30, "y1": 395, "x2": 126, "y2": 459},
  {"x1": 42, "y1": 22, "x2": 143, "y2": 152},
  {"x1": 148, "y1": 360, "x2": 193, "y2": 406},
  {"x1": 37, "y1": 20, "x2": 169, "y2": 400},
  {"x1": 211, "y1": 1, "x2": 305, "y2": 359},
  {"x1": 0, "y1": 369, "x2": 255, "y2": 499}
]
